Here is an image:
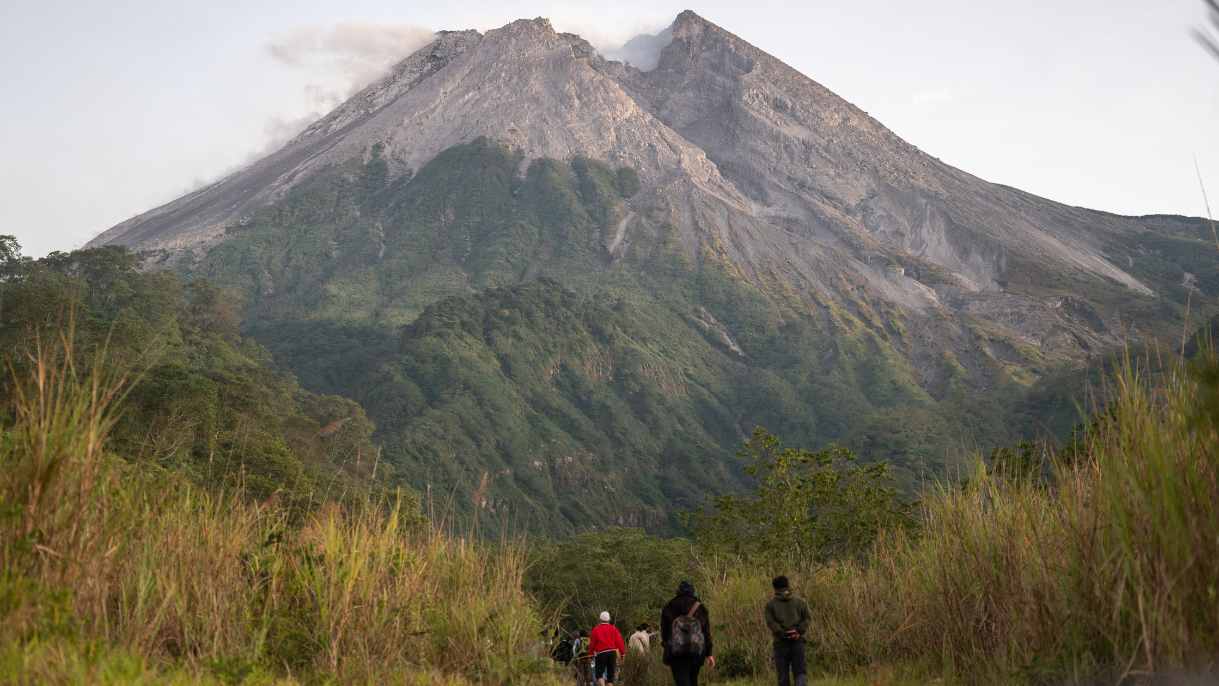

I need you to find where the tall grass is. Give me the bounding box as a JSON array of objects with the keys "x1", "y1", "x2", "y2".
[
  {"x1": 0, "y1": 335, "x2": 559, "y2": 684},
  {"x1": 4, "y1": 320, "x2": 1216, "y2": 684},
  {"x1": 708, "y1": 350, "x2": 1219, "y2": 683}
]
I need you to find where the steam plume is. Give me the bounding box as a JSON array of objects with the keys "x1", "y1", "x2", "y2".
[{"x1": 259, "y1": 23, "x2": 435, "y2": 151}]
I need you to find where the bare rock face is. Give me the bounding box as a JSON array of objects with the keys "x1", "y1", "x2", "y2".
[
  {"x1": 89, "y1": 10, "x2": 1203, "y2": 377},
  {"x1": 609, "y1": 11, "x2": 1157, "y2": 296}
]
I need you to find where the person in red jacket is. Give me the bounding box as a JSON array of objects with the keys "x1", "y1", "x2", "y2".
[{"x1": 589, "y1": 611, "x2": 627, "y2": 685}]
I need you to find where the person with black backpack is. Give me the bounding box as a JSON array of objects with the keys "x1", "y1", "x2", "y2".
[
  {"x1": 660, "y1": 580, "x2": 715, "y2": 686},
  {"x1": 551, "y1": 628, "x2": 574, "y2": 665}
]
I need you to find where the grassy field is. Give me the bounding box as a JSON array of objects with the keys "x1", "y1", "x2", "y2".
[
  {"x1": 0, "y1": 338, "x2": 559, "y2": 684},
  {"x1": 702, "y1": 346, "x2": 1219, "y2": 684}
]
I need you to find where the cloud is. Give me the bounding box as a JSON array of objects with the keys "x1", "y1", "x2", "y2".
[
  {"x1": 601, "y1": 27, "x2": 673, "y2": 72},
  {"x1": 544, "y1": 6, "x2": 676, "y2": 52},
  {"x1": 267, "y1": 23, "x2": 435, "y2": 95},
  {"x1": 256, "y1": 113, "x2": 322, "y2": 156},
  {"x1": 172, "y1": 23, "x2": 436, "y2": 194},
  {"x1": 911, "y1": 88, "x2": 956, "y2": 108},
  {"x1": 255, "y1": 23, "x2": 435, "y2": 154}
]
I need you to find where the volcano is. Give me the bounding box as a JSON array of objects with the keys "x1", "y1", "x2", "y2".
[{"x1": 87, "y1": 11, "x2": 1215, "y2": 531}]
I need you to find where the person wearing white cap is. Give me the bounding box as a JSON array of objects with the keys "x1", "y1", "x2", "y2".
[{"x1": 588, "y1": 610, "x2": 626, "y2": 685}]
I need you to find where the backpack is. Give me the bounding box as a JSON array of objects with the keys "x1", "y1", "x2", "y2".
[
  {"x1": 668, "y1": 601, "x2": 705, "y2": 658},
  {"x1": 551, "y1": 637, "x2": 574, "y2": 664}
]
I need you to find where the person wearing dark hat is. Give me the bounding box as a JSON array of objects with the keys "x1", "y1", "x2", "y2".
[
  {"x1": 764, "y1": 575, "x2": 811, "y2": 686},
  {"x1": 660, "y1": 580, "x2": 715, "y2": 686}
]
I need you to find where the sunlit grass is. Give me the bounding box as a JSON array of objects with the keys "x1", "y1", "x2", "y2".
[
  {"x1": 708, "y1": 348, "x2": 1219, "y2": 683},
  {"x1": 0, "y1": 334, "x2": 560, "y2": 684}
]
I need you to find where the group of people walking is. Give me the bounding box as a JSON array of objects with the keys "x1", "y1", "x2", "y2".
[{"x1": 554, "y1": 575, "x2": 811, "y2": 686}]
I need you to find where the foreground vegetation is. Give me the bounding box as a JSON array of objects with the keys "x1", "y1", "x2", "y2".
[
  {"x1": 527, "y1": 342, "x2": 1219, "y2": 684},
  {"x1": 700, "y1": 345, "x2": 1219, "y2": 684},
  {"x1": 3, "y1": 335, "x2": 1217, "y2": 684},
  {"x1": 0, "y1": 335, "x2": 557, "y2": 684}
]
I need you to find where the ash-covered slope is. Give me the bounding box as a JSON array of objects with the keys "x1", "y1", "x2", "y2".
[{"x1": 608, "y1": 11, "x2": 1151, "y2": 295}]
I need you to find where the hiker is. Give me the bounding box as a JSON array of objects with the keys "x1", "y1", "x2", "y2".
[
  {"x1": 589, "y1": 611, "x2": 627, "y2": 685},
  {"x1": 623, "y1": 622, "x2": 656, "y2": 684},
  {"x1": 572, "y1": 629, "x2": 594, "y2": 685},
  {"x1": 572, "y1": 628, "x2": 589, "y2": 659},
  {"x1": 661, "y1": 581, "x2": 715, "y2": 686},
  {"x1": 628, "y1": 623, "x2": 653, "y2": 655},
  {"x1": 551, "y1": 628, "x2": 575, "y2": 665},
  {"x1": 764, "y1": 575, "x2": 811, "y2": 686}
]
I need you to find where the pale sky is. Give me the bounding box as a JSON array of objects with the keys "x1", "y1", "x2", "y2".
[{"x1": 1, "y1": 0, "x2": 1216, "y2": 258}]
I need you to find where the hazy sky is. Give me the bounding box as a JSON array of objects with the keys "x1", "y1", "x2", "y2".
[{"x1": 2, "y1": 0, "x2": 1216, "y2": 257}]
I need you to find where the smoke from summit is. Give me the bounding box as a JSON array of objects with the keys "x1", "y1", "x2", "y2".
[{"x1": 256, "y1": 23, "x2": 435, "y2": 155}]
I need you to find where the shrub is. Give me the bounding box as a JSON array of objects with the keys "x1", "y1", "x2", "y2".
[{"x1": 687, "y1": 428, "x2": 914, "y2": 564}]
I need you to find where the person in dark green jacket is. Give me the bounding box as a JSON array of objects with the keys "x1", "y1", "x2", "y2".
[{"x1": 763, "y1": 576, "x2": 811, "y2": 686}]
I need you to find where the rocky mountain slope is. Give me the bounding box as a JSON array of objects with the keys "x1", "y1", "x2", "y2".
[{"x1": 87, "y1": 11, "x2": 1218, "y2": 531}]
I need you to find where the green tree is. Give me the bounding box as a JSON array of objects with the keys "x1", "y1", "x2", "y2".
[
  {"x1": 184, "y1": 279, "x2": 242, "y2": 341},
  {"x1": 524, "y1": 528, "x2": 694, "y2": 630},
  {"x1": 0, "y1": 235, "x2": 21, "y2": 271},
  {"x1": 687, "y1": 428, "x2": 913, "y2": 563},
  {"x1": 0, "y1": 235, "x2": 27, "y2": 324}
]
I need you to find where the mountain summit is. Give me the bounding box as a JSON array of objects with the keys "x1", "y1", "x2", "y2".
[
  {"x1": 93, "y1": 11, "x2": 1168, "y2": 306},
  {"x1": 87, "y1": 12, "x2": 1215, "y2": 530},
  {"x1": 91, "y1": 14, "x2": 739, "y2": 251}
]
